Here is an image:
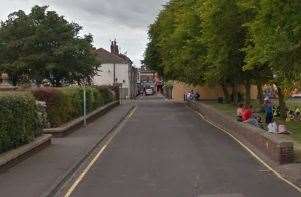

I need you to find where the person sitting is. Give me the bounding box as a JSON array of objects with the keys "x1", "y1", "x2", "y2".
[
  {"x1": 242, "y1": 105, "x2": 253, "y2": 122},
  {"x1": 255, "y1": 114, "x2": 264, "y2": 129},
  {"x1": 189, "y1": 90, "x2": 195, "y2": 100},
  {"x1": 236, "y1": 104, "x2": 244, "y2": 122},
  {"x1": 186, "y1": 91, "x2": 191, "y2": 101},
  {"x1": 286, "y1": 110, "x2": 295, "y2": 122}
]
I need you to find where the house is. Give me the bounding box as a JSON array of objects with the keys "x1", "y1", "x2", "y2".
[
  {"x1": 137, "y1": 64, "x2": 163, "y2": 94},
  {"x1": 138, "y1": 64, "x2": 155, "y2": 84},
  {"x1": 93, "y1": 41, "x2": 137, "y2": 99},
  {"x1": 137, "y1": 64, "x2": 155, "y2": 93}
]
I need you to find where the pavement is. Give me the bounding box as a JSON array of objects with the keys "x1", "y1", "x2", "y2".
[
  {"x1": 68, "y1": 95, "x2": 300, "y2": 197},
  {"x1": 0, "y1": 104, "x2": 133, "y2": 197}
]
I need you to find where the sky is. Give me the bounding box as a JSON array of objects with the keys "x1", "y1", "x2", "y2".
[{"x1": 0, "y1": 0, "x2": 167, "y2": 67}]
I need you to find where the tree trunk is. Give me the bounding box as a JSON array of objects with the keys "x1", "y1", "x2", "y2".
[
  {"x1": 221, "y1": 83, "x2": 230, "y2": 103},
  {"x1": 256, "y1": 81, "x2": 264, "y2": 105},
  {"x1": 277, "y1": 86, "x2": 287, "y2": 119},
  {"x1": 244, "y1": 80, "x2": 251, "y2": 105},
  {"x1": 232, "y1": 84, "x2": 239, "y2": 105}
]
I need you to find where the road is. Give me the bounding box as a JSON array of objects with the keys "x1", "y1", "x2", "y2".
[{"x1": 67, "y1": 95, "x2": 300, "y2": 197}]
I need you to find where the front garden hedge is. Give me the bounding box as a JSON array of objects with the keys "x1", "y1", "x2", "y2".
[
  {"x1": 0, "y1": 93, "x2": 41, "y2": 154},
  {"x1": 32, "y1": 87, "x2": 113, "y2": 127}
]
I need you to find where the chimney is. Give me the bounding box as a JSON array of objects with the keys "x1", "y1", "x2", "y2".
[{"x1": 110, "y1": 40, "x2": 119, "y2": 55}]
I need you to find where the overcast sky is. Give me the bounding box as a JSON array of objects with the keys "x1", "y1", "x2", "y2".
[{"x1": 0, "y1": 0, "x2": 167, "y2": 67}]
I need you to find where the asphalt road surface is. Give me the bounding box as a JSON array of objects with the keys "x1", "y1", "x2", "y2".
[{"x1": 69, "y1": 95, "x2": 300, "y2": 197}]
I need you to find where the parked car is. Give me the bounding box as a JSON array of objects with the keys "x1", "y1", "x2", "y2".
[
  {"x1": 145, "y1": 88, "x2": 154, "y2": 96},
  {"x1": 292, "y1": 92, "x2": 301, "y2": 98}
]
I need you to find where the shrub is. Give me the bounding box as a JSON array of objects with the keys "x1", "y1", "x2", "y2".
[
  {"x1": 0, "y1": 93, "x2": 41, "y2": 154},
  {"x1": 32, "y1": 86, "x2": 113, "y2": 127},
  {"x1": 95, "y1": 86, "x2": 114, "y2": 104},
  {"x1": 32, "y1": 88, "x2": 72, "y2": 127}
]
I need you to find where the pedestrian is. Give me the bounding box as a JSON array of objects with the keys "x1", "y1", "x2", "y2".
[
  {"x1": 264, "y1": 97, "x2": 273, "y2": 124},
  {"x1": 143, "y1": 87, "x2": 146, "y2": 96}
]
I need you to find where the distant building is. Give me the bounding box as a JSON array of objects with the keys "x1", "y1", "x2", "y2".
[
  {"x1": 138, "y1": 64, "x2": 155, "y2": 84},
  {"x1": 138, "y1": 64, "x2": 163, "y2": 93},
  {"x1": 93, "y1": 41, "x2": 137, "y2": 99}
]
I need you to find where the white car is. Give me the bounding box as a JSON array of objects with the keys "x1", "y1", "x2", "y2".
[
  {"x1": 292, "y1": 92, "x2": 301, "y2": 98},
  {"x1": 145, "y1": 88, "x2": 154, "y2": 96}
]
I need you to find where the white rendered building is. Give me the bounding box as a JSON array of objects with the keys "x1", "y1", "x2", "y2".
[{"x1": 93, "y1": 42, "x2": 137, "y2": 99}]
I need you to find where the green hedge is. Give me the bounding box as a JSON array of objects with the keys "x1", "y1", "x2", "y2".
[
  {"x1": 0, "y1": 93, "x2": 41, "y2": 154},
  {"x1": 32, "y1": 87, "x2": 113, "y2": 127}
]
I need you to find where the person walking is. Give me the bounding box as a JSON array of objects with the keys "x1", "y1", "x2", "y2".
[{"x1": 264, "y1": 97, "x2": 273, "y2": 124}]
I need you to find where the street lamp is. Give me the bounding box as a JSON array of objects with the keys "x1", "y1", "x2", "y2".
[{"x1": 82, "y1": 81, "x2": 87, "y2": 127}]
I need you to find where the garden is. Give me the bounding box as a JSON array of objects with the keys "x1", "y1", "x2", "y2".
[
  {"x1": 206, "y1": 100, "x2": 301, "y2": 144},
  {"x1": 205, "y1": 99, "x2": 301, "y2": 162},
  {"x1": 0, "y1": 86, "x2": 114, "y2": 154}
]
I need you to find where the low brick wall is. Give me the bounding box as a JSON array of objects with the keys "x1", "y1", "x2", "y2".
[
  {"x1": 187, "y1": 101, "x2": 295, "y2": 164},
  {"x1": 0, "y1": 134, "x2": 52, "y2": 171},
  {"x1": 43, "y1": 101, "x2": 119, "y2": 137}
]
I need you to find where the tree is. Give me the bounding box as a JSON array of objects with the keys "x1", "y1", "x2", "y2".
[
  {"x1": 145, "y1": 0, "x2": 207, "y2": 85},
  {"x1": 245, "y1": 0, "x2": 301, "y2": 117},
  {"x1": 200, "y1": 0, "x2": 249, "y2": 104},
  {"x1": 0, "y1": 5, "x2": 99, "y2": 86}
]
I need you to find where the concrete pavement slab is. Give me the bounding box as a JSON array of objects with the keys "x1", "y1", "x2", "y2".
[{"x1": 0, "y1": 104, "x2": 133, "y2": 197}]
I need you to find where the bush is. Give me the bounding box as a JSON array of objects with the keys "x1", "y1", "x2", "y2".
[
  {"x1": 95, "y1": 85, "x2": 118, "y2": 101},
  {"x1": 32, "y1": 88, "x2": 71, "y2": 127},
  {"x1": 32, "y1": 87, "x2": 113, "y2": 127},
  {"x1": 0, "y1": 93, "x2": 41, "y2": 154},
  {"x1": 95, "y1": 86, "x2": 114, "y2": 104}
]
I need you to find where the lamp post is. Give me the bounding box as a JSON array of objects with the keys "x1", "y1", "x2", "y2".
[{"x1": 83, "y1": 83, "x2": 87, "y2": 127}]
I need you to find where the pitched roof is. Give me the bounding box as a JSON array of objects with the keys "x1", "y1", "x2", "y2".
[
  {"x1": 95, "y1": 48, "x2": 128, "y2": 64},
  {"x1": 118, "y1": 53, "x2": 133, "y2": 65}
]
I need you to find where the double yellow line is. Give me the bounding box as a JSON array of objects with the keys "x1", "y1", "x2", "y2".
[{"x1": 64, "y1": 106, "x2": 137, "y2": 197}]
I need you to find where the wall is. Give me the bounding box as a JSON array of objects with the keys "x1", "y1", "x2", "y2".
[
  {"x1": 93, "y1": 63, "x2": 114, "y2": 86},
  {"x1": 129, "y1": 68, "x2": 138, "y2": 98},
  {"x1": 172, "y1": 81, "x2": 258, "y2": 102},
  {"x1": 187, "y1": 101, "x2": 294, "y2": 164},
  {"x1": 93, "y1": 63, "x2": 131, "y2": 98}
]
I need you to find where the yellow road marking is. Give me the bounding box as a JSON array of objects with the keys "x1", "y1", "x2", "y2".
[
  {"x1": 189, "y1": 106, "x2": 301, "y2": 193},
  {"x1": 64, "y1": 106, "x2": 137, "y2": 197},
  {"x1": 128, "y1": 107, "x2": 136, "y2": 118}
]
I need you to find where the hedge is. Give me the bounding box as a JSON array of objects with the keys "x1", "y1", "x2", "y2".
[
  {"x1": 0, "y1": 93, "x2": 41, "y2": 154},
  {"x1": 32, "y1": 87, "x2": 113, "y2": 127}
]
